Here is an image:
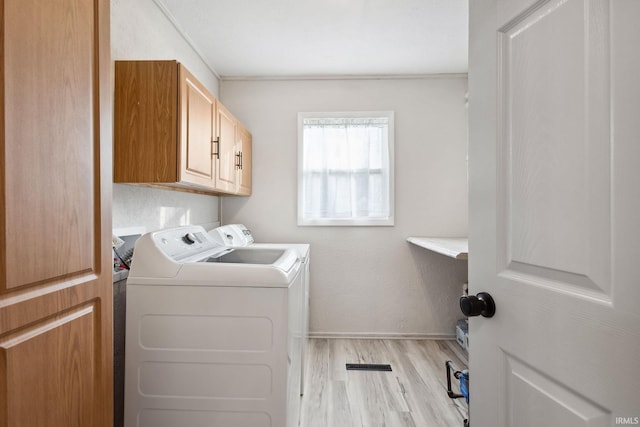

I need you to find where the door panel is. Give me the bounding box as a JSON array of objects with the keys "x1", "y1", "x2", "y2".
[
  {"x1": 180, "y1": 66, "x2": 215, "y2": 187},
  {"x1": 0, "y1": 0, "x2": 113, "y2": 425},
  {"x1": 237, "y1": 124, "x2": 252, "y2": 196},
  {"x1": 1, "y1": 304, "x2": 96, "y2": 426},
  {"x1": 504, "y1": 354, "x2": 609, "y2": 427},
  {"x1": 498, "y1": 0, "x2": 611, "y2": 297},
  {"x1": 469, "y1": 0, "x2": 640, "y2": 425},
  {"x1": 216, "y1": 103, "x2": 238, "y2": 192},
  {"x1": 3, "y1": 0, "x2": 96, "y2": 290},
  {"x1": 185, "y1": 81, "x2": 214, "y2": 179}
]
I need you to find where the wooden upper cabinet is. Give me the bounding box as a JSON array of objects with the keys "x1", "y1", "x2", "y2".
[
  {"x1": 114, "y1": 60, "x2": 251, "y2": 195},
  {"x1": 114, "y1": 61, "x2": 179, "y2": 183},
  {"x1": 215, "y1": 102, "x2": 253, "y2": 196},
  {"x1": 237, "y1": 122, "x2": 253, "y2": 196},
  {"x1": 215, "y1": 102, "x2": 238, "y2": 193},
  {"x1": 179, "y1": 66, "x2": 216, "y2": 188}
]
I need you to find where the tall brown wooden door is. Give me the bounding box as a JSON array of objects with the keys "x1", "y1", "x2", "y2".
[{"x1": 0, "y1": 0, "x2": 113, "y2": 426}]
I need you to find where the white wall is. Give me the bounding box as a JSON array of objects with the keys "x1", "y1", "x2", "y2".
[
  {"x1": 111, "y1": 0, "x2": 220, "y2": 233},
  {"x1": 112, "y1": 185, "x2": 219, "y2": 233},
  {"x1": 221, "y1": 77, "x2": 469, "y2": 337},
  {"x1": 111, "y1": 0, "x2": 219, "y2": 94}
]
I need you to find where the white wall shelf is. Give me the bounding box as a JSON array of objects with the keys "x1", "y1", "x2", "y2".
[{"x1": 407, "y1": 237, "x2": 468, "y2": 260}]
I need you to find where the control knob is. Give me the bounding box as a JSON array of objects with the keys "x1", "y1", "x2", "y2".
[{"x1": 183, "y1": 232, "x2": 197, "y2": 244}]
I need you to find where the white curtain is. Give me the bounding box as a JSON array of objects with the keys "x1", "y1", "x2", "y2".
[{"x1": 302, "y1": 117, "x2": 390, "y2": 220}]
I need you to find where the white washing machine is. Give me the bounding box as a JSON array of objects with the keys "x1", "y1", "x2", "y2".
[
  {"x1": 209, "y1": 224, "x2": 310, "y2": 397},
  {"x1": 124, "y1": 225, "x2": 304, "y2": 427}
]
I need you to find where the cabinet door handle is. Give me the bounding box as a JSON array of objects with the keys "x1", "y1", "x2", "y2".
[
  {"x1": 239, "y1": 152, "x2": 243, "y2": 170},
  {"x1": 211, "y1": 137, "x2": 220, "y2": 159},
  {"x1": 235, "y1": 152, "x2": 241, "y2": 169}
]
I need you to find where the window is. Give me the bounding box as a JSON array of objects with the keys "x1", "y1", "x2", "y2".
[{"x1": 298, "y1": 111, "x2": 394, "y2": 226}]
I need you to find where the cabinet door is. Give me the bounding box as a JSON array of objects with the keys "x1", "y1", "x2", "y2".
[
  {"x1": 237, "y1": 123, "x2": 252, "y2": 196},
  {"x1": 179, "y1": 66, "x2": 216, "y2": 188},
  {"x1": 215, "y1": 102, "x2": 238, "y2": 193},
  {"x1": 1, "y1": 0, "x2": 113, "y2": 425},
  {"x1": 114, "y1": 61, "x2": 179, "y2": 183}
]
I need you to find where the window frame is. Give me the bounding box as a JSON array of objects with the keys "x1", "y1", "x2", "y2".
[{"x1": 297, "y1": 111, "x2": 395, "y2": 226}]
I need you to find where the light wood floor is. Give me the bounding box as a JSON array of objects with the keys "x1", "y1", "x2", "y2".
[{"x1": 299, "y1": 339, "x2": 468, "y2": 427}]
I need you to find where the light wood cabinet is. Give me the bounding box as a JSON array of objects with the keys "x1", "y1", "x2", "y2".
[
  {"x1": 214, "y1": 102, "x2": 253, "y2": 195},
  {"x1": 215, "y1": 101, "x2": 238, "y2": 193},
  {"x1": 114, "y1": 61, "x2": 180, "y2": 184},
  {"x1": 180, "y1": 66, "x2": 217, "y2": 188},
  {"x1": 114, "y1": 60, "x2": 251, "y2": 196},
  {"x1": 237, "y1": 122, "x2": 253, "y2": 196}
]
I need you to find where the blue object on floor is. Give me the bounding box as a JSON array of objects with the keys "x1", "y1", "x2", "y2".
[{"x1": 459, "y1": 369, "x2": 469, "y2": 403}]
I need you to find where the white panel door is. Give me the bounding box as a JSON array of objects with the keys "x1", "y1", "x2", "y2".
[{"x1": 469, "y1": 0, "x2": 640, "y2": 425}]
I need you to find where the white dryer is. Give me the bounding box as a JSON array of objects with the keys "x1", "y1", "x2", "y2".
[
  {"x1": 209, "y1": 224, "x2": 310, "y2": 397},
  {"x1": 124, "y1": 225, "x2": 304, "y2": 427}
]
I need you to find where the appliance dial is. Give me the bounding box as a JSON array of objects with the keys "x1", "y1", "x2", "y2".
[{"x1": 183, "y1": 233, "x2": 197, "y2": 244}]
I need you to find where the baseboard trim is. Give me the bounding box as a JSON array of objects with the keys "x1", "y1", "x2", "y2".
[{"x1": 309, "y1": 332, "x2": 456, "y2": 340}]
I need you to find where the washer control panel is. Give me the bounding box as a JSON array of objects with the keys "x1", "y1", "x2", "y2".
[
  {"x1": 152, "y1": 226, "x2": 220, "y2": 261},
  {"x1": 210, "y1": 224, "x2": 254, "y2": 247}
]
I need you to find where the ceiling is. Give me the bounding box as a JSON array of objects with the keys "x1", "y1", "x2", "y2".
[{"x1": 154, "y1": 0, "x2": 469, "y2": 78}]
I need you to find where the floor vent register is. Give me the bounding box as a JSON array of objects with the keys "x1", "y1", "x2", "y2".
[{"x1": 345, "y1": 363, "x2": 392, "y2": 371}]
